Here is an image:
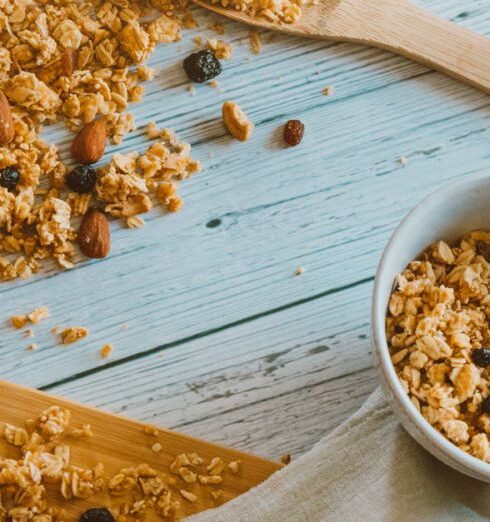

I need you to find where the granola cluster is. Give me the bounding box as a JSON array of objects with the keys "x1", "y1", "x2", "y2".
[
  {"x1": 0, "y1": 405, "x2": 240, "y2": 520},
  {"x1": 0, "y1": 0, "x2": 200, "y2": 282},
  {"x1": 212, "y1": 0, "x2": 303, "y2": 24},
  {"x1": 387, "y1": 231, "x2": 490, "y2": 462}
]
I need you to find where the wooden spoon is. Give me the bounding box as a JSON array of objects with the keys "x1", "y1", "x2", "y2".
[{"x1": 194, "y1": 0, "x2": 490, "y2": 94}]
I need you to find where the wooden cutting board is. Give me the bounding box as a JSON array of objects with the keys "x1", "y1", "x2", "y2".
[{"x1": 0, "y1": 381, "x2": 282, "y2": 520}]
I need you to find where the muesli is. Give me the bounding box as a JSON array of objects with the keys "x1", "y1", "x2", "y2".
[{"x1": 386, "y1": 231, "x2": 490, "y2": 462}]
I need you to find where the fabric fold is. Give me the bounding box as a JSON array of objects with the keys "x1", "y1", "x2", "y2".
[{"x1": 187, "y1": 389, "x2": 490, "y2": 522}]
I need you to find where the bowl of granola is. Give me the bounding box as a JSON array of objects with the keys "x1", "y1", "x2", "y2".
[{"x1": 372, "y1": 174, "x2": 490, "y2": 481}]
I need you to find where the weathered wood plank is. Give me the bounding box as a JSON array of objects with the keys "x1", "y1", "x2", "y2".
[
  {"x1": 3, "y1": 64, "x2": 490, "y2": 386},
  {"x1": 2, "y1": 0, "x2": 490, "y2": 389},
  {"x1": 48, "y1": 281, "x2": 377, "y2": 459}
]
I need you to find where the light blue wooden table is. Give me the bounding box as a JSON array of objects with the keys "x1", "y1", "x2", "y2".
[{"x1": 2, "y1": 0, "x2": 490, "y2": 462}]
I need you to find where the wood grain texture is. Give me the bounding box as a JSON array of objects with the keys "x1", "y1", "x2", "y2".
[
  {"x1": 50, "y1": 281, "x2": 376, "y2": 459},
  {"x1": 0, "y1": 381, "x2": 280, "y2": 519},
  {"x1": 0, "y1": 0, "x2": 489, "y2": 494}
]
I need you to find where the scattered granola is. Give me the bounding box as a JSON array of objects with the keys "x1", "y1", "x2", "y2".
[
  {"x1": 322, "y1": 86, "x2": 334, "y2": 96},
  {"x1": 0, "y1": 0, "x2": 200, "y2": 282},
  {"x1": 213, "y1": 0, "x2": 302, "y2": 23},
  {"x1": 294, "y1": 266, "x2": 305, "y2": 276},
  {"x1": 27, "y1": 342, "x2": 38, "y2": 351},
  {"x1": 60, "y1": 326, "x2": 89, "y2": 344},
  {"x1": 100, "y1": 343, "x2": 114, "y2": 359},
  {"x1": 10, "y1": 306, "x2": 49, "y2": 328},
  {"x1": 386, "y1": 231, "x2": 490, "y2": 462}
]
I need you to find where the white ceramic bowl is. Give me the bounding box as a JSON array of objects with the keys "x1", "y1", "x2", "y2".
[{"x1": 372, "y1": 174, "x2": 490, "y2": 482}]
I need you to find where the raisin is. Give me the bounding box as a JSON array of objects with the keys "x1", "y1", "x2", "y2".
[
  {"x1": 79, "y1": 508, "x2": 115, "y2": 522},
  {"x1": 476, "y1": 241, "x2": 490, "y2": 263},
  {"x1": 283, "y1": 120, "x2": 305, "y2": 146},
  {"x1": 0, "y1": 166, "x2": 20, "y2": 191},
  {"x1": 183, "y1": 50, "x2": 222, "y2": 83},
  {"x1": 471, "y1": 348, "x2": 490, "y2": 368},
  {"x1": 66, "y1": 165, "x2": 97, "y2": 194},
  {"x1": 482, "y1": 396, "x2": 490, "y2": 414}
]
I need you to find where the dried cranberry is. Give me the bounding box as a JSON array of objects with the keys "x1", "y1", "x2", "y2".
[
  {"x1": 471, "y1": 348, "x2": 490, "y2": 368},
  {"x1": 0, "y1": 166, "x2": 20, "y2": 191},
  {"x1": 283, "y1": 120, "x2": 305, "y2": 146},
  {"x1": 79, "y1": 508, "x2": 115, "y2": 522},
  {"x1": 66, "y1": 165, "x2": 97, "y2": 194},
  {"x1": 183, "y1": 50, "x2": 222, "y2": 83}
]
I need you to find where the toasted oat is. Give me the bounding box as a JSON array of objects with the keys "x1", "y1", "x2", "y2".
[
  {"x1": 387, "y1": 230, "x2": 490, "y2": 462},
  {"x1": 211, "y1": 489, "x2": 225, "y2": 502},
  {"x1": 207, "y1": 457, "x2": 225, "y2": 475},
  {"x1": 152, "y1": 442, "x2": 163, "y2": 453},
  {"x1": 10, "y1": 315, "x2": 27, "y2": 329},
  {"x1": 37, "y1": 406, "x2": 71, "y2": 440},
  {"x1": 27, "y1": 343, "x2": 38, "y2": 351},
  {"x1": 24, "y1": 329, "x2": 34, "y2": 338},
  {"x1": 170, "y1": 454, "x2": 191, "y2": 473},
  {"x1": 206, "y1": 39, "x2": 232, "y2": 60},
  {"x1": 228, "y1": 460, "x2": 241, "y2": 474},
  {"x1": 28, "y1": 307, "x2": 50, "y2": 324},
  {"x1": 126, "y1": 216, "x2": 146, "y2": 228},
  {"x1": 156, "y1": 183, "x2": 183, "y2": 213},
  {"x1": 199, "y1": 474, "x2": 223, "y2": 485},
  {"x1": 60, "y1": 327, "x2": 89, "y2": 344},
  {"x1": 249, "y1": 31, "x2": 262, "y2": 54},
  {"x1": 143, "y1": 425, "x2": 159, "y2": 437},
  {"x1": 70, "y1": 424, "x2": 94, "y2": 439},
  {"x1": 294, "y1": 267, "x2": 305, "y2": 276},
  {"x1": 180, "y1": 489, "x2": 198, "y2": 503},
  {"x1": 179, "y1": 466, "x2": 197, "y2": 483},
  {"x1": 100, "y1": 344, "x2": 113, "y2": 359},
  {"x1": 322, "y1": 86, "x2": 334, "y2": 96}
]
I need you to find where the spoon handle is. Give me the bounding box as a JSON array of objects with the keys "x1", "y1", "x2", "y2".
[{"x1": 364, "y1": 1, "x2": 490, "y2": 94}]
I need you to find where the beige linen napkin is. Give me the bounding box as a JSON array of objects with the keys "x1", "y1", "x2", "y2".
[{"x1": 187, "y1": 389, "x2": 490, "y2": 521}]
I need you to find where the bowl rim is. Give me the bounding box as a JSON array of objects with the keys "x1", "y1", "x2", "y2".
[{"x1": 372, "y1": 173, "x2": 490, "y2": 478}]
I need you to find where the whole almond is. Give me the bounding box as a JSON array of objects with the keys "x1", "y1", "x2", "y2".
[
  {"x1": 71, "y1": 120, "x2": 107, "y2": 164},
  {"x1": 62, "y1": 47, "x2": 76, "y2": 77},
  {"x1": 0, "y1": 92, "x2": 15, "y2": 146},
  {"x1": 77, "y1": 210, "x2": 111, "y2": 259}
]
